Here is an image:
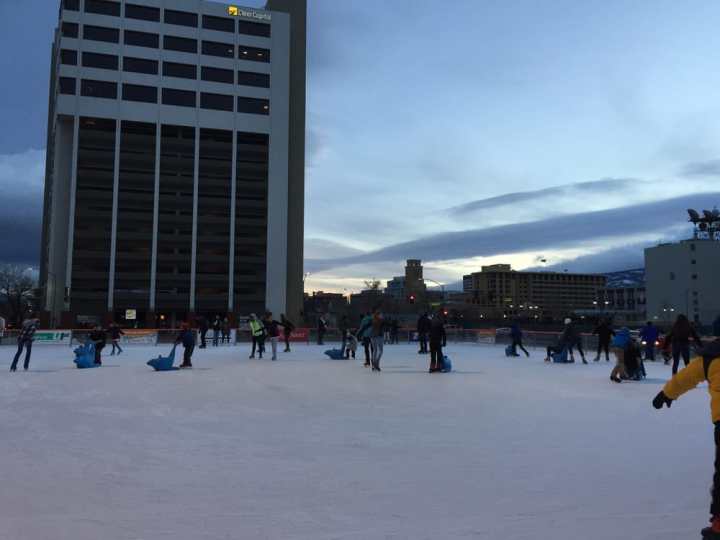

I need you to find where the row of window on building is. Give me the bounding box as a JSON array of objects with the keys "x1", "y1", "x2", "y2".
[
  {"x1": 59, "y1": 78, "x2": 269, "y2": 115},
  {"x1": 60, "y1": 49, "x2": 269, "y2": 88},
  {"x1": 63, "y1": 0, "x2": 270, "y2": 37},
  {"x1": 61, "y1": 23, "x2": 270, "y2": 62}
]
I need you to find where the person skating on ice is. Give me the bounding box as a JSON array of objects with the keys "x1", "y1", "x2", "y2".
[
  {"x1": 510, "y1": 322, "x2": 530, "y2": 357},
  {"x1": 428, "y1": 312, "x2": 447, "y2": 373},
  {"x1": 344, "y1": 330, "x2": 358, "y2": 359},
  {"x1": 609, "y1": 327, "x2": 631, "y2": 383},
  {"x1": 666, "y1": 314, "x2": 703, "y2": 375},
  {"x1": 280, "y1": 314, "x2": 295, "y2": 352},
  {"x1": 197, "y1": 316, "x2": 209, "y2": 349},
  {"x1": 248, "y1": 314, "x2": 266, "y2": 359},
  {"x1": 369, "y1": 310, "x2": 385, "y2": 372},
  {"x1": 357, "y1": 312, "x2": 373, "y2": 367},
  {"x1": 417, "y1": 312, "x2": 430, "y2": 354},
  {"x1": 212, "y1": 316, "x2": 221, "y2": 347},
  {"x1": 262, "y1": 311, "x2": 286, "y2": 361},
  {"x1": 88, "y1": 324, "x2": 107, "y2": 365},
  {"x1": 10, "y1": 317, "x2": 39, "y2": 372},
  {"x1": 109, "y1": 322, "x2": 124, "y2": 355},
  {"x1": 639, "y1": 320, "x2": 659, "y2": 361},
  {"x1": 545, "y1": 318, "x2": 585, "y2": 363},
  {"x1": 317, "y1": 314, "x2": 327, "y2": 345},
  {"x1": 652, "y1": 339, "x2": 720, "y2": 539},
  {"x1": 592, "y1": 318, "x2": 615, "y2": 362},
  {"x1": 176, "y1": 322, "x2": 195, "y2": 368}
]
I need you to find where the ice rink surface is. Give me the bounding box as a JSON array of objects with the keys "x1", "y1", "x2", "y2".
[{"x1": 0, "y1": 342, "x2": 713, "y2": 540}]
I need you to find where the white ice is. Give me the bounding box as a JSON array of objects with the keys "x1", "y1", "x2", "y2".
[{"x1": 0, "y1": 342, "x2": 712, "y2": 540}]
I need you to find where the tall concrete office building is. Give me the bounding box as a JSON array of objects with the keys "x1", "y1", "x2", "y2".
[{"x1": 40, "y1": 0, "x2": 306, "y2": 327}]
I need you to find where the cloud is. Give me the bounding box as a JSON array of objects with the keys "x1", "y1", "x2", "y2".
[
  {"x1": 680, "y1": 159, "x2": 720, "y2": 177},
  {"x1": 0, "y1": 148, "x2": 45, "y2": 265},
  {"x1": 446, "y1": 178, "x2": 638, "y2": 216},
  {"x1": 304, "y1": 238, "x2": 365, "y2": 259},
  {"x1": 306, "y1": 192, "x2": 719, "y2": 273}
]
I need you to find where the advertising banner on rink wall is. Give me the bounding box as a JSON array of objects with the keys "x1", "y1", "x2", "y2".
[
  {"x1": 289, "y1": 328, "x2": 310, "y2": 342},
  {"x1": 476, "y1": 329, "x2": 496, "y2": 345},
  {"x1": 120, "y1": 330, "x2": 158, "y2": 345},
  {"x1": 34, "y1": 330, "x2": 73, "y2": 345}
]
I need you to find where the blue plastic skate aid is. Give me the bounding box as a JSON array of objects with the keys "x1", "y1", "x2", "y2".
[
  {"x1": 324, "y1": 348, "x2": 346, "y2": 360},
  {"x1": 74, "y1": 343, "x2": 99, "y2": 369},
  {"x1": 552, "y1": 348, "x2": 569, "y2": 363},
  {"x1": 442, "y1": 355, "x2": 452, "y2": 372},
  {"x1": 147, "y1": 346, "x2": 178, "y2": 371}
]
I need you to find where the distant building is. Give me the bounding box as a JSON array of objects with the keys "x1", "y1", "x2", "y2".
[
  {"x1": 383, "y1": 259, "x2": 427, "y2": 301},
  {"x1": 385, "y1": 276, "x2": 405, "y2": 299},
  {"x1": 592, "y1": 269, "x2": 646, "y2": 325},
  {"x1": 645, "y1": 239, "x2": 720, "y2": 326},
  {"x1": 462, "y1": 264, "x2": 606, "y2": 321}
]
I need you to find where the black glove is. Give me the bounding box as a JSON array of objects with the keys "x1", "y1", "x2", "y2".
[{"x1": 652, "y1": 391, "x2": 673, "y2": 410}]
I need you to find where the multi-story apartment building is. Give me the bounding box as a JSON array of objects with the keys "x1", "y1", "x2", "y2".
[
  {"x1": 39, "y1": 0, "x2": 306, "y2": 327},
  {"x1": 462, "y1": 264, "x2": 607, "y2": 321}
]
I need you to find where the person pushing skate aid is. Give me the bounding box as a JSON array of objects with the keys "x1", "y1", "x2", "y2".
[{"x1": 653, "y1": 339, "x2": 720, "y2": 539}]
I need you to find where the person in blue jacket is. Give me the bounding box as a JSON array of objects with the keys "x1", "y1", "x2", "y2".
[
  {"x1": 175, "y1": 322, "x2": 195, "y2": 368},
  {"x1": 510, "y1": 322, "x2": 529, "y2": 357},
  {"x1": 610, "y1": 327, "x2": 631, "y2": 383},
  {"x1": 639, "y1": 321, "x2": 659, "y2": 361}
]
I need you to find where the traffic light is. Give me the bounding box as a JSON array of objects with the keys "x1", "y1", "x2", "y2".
[{"x1": 408, "y1": 294, "x2": 416, "y2": 304}]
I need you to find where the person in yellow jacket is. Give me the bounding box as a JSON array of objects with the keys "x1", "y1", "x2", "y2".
[
  {"x1": 653, "y1": 339, "x2": 720, "y2": 539},
  {"x1": 248, "y1": 313, "x2": 266, "y2": 359}
]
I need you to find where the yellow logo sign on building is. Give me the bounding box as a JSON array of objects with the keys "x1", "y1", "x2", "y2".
[{"x1": 227, "y1": 5, "x2": 239, "y2": 16}]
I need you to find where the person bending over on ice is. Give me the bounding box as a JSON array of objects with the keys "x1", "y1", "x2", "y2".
[
  {"x1": 653, "y1": 339, "x2": 720, "y2": 539},
  {"x1": 176, "y1": 322, "x2": 195, "y2": 368},
  {"x1": 88, "y1": 324, "x2": 107, "y2": 365},
  {"x1": 545, "y1": 318, "x2": 584, "y2": 363}
]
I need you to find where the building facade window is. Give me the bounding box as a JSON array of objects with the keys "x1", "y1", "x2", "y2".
[
  {"x1": 63, "y1": 0, "x2": 79, "y2": 11},
  {"x1": 202, "y1": 40, "x2": 234, "y2": 58},
  {"x1": 82, "y1": 51, "x2": 119, "y2": 70},
  {"x1": 123, "y1": 56, "x2": 158, "y2": 75},
  {"x1": 83, "y1": 25, "x2": 120, "y2": 43},
  {"x1": 202, "y1": 15, "x2": 235, "y2": 33},
  {"x1": 124, "y1": 30, "x2": 159, "y2": 48},
  {"x1": 84, "y1": 0, "x2": 121, "y2": 17},
  {"x1": 81, "y1": 79, "x2": 118, "y2": 99},
  {"x1": 59, "y1": 77, "x2": 76, "y2": 95},
  {"x1": 60, "y1": 49, "x2": 78, "y2": 65},
  {"x1": 201, "y1": 66, "x2": 234, "y2": 84},
  {"x1": 162, "y1": 88, "x2": 196, "y2": 107},
  {"x1": 164, "y1": 9, "x2": 198, "y2": 27},
  {"x1": 122, "y1": 83, "x2": 158, "y2": 103},
  {"x1": 237, "y1": 97, "x2": 269, "y2": 115},
  {"x1": 164, "y1": 35, "x2": 197, "y2": 54},
  {"x1": 124, "y1": 3, "x2": 160, "y2": 22},
  {"x1": 237, "y1": 70, "x2": 270, "y2": 88},
  {"x1": 201, "y1": 92, "x2": 234, "y2": 111},
  {"x1": 238, "y1": 20, "x2": 271, "y2": 38},
  {"x1": 162, "y1": 61, "x2": 196, "y2": 79},
  {"x1": 114, "y1": 121, "x2": 157, "y2": 311},
  {"x1": 61, "y1": 22, "x2": 79, "y2": 38},
  {"x1": 238, "y1": 45, "x2": 270, "y2": 63}
]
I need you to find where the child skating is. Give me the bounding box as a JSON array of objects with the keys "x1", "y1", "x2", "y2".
[{"x1": 652, "y1": 339, "x2": 720, "y2": 538}]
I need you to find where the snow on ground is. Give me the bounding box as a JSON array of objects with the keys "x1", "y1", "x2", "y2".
[{"x1": 0, "y1": 342, "x2": 713, "y2": 540}]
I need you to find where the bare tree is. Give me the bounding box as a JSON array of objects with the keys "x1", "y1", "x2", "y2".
[
  {"x1": 363, "y1": 279, "x2": 382, "y2": 291},
  {"x1": 0, "y1": 264, "x2": 36, "y2": 326}
]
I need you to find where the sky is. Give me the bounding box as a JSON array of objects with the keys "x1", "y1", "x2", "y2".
[{"x1": 1, "y1": 0, "x2": 720, "y2": 293}]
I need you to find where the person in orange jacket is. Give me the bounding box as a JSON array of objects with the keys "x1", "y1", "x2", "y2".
[{"x1": 653, "y1": 339, "x2": 720, "y2": 539}]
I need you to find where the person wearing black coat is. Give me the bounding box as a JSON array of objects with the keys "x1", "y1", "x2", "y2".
[
  {"x1": 666, "y1": 314, "x2": 703, "y2": 375},
  {"x1": 175, "y1": 323, "x2": 195, "y2": 368},
  {"x1": 10, "y1": 318, "x2": 39, "y2": 372},
  {"x1": 109, "y1": 323, "x2": 125, "y2": 355},
  {"x1": 592, "y1": 319, "x2": 615, "y2": 362},
  {"x1": 317, "y1": 315, "x2": 327, "y2": 345},
  {"x1": 197, "y1": 316, "x2": 209, "y2": 349},
  {"x1": 280, "y1": 314, "x2": 295, "y2": 352},
  {"x1": 417, "y1": 313, "x2": 431, "y2": 354},
  {"x1": 88, "y1": 325, "x2": 107, "y2": 365},
  {"x1": 428, "y1": 314, "x2": 447, "y2": 373}
]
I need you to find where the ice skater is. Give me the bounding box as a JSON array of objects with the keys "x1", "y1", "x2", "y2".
[
  {"x1": 198, "y1": 316, "x2": 209, "y2": 349},
  {"x1": 221, "y1": 317, "x2": 230, "y2": 345},
  {"x1": 357, "y1": 312, "x2": 373, "y2": 367},
  {"x1": 212, "y1": 316, "x2": 221, "y2": 347},
  {"x1": 592, "y1": 318, "x2": 614, "y2": 362},
  {"x1": 88, "y1": 324, "x2": 107, "y2": 365},
  {"x1": 369, "y1": 310, "x2": 385, "y2": 372},
  {"x1": 10, "y1": 317, "x2": 39, "y2": 372},
  {"x1": 280, "y1": 314, "x2": 295, "y2": 352},
  {"x1": 344, "y1": 330, "x2": 358, "y2": 359},
  {"x1": 262, "y1": 311, "x2": 286, "y2": 360},
  {"x1": 652, "y1": 339, "x2": 720, "y2": 538},
  {"x1": 667, "y1": 314, "x2": 703, "y2": 374},
  {"x1": 428, "y1": 312, "x2": 447, "y2": 373},
  {"x1": 417, "y1": 313, "x2": 430, "y2": 354},
  {"x1": 609, "y1": 327, "x2": 631, "y2": 383},
  {"x1": 510, "y1": 322, "x2": 530, "y2": 357},
  {"x1": 109, "y1": 322, "x2": 124, "y2": 355},
  {"x1": 176, "y1": 322, "x2": 195, "y2": 368},
  {"x1": 248, "y1": 313, "x2": 265, "y2": 359},
  {"x1": 0, "y1": 314, "x2": 5, "y2": 346},
  {"x1": 639, "y1": 320, "x2": 659, "y2": 361},
  {"x1": 317, "y1": 314, "x2": 327, "y2": 345}
]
